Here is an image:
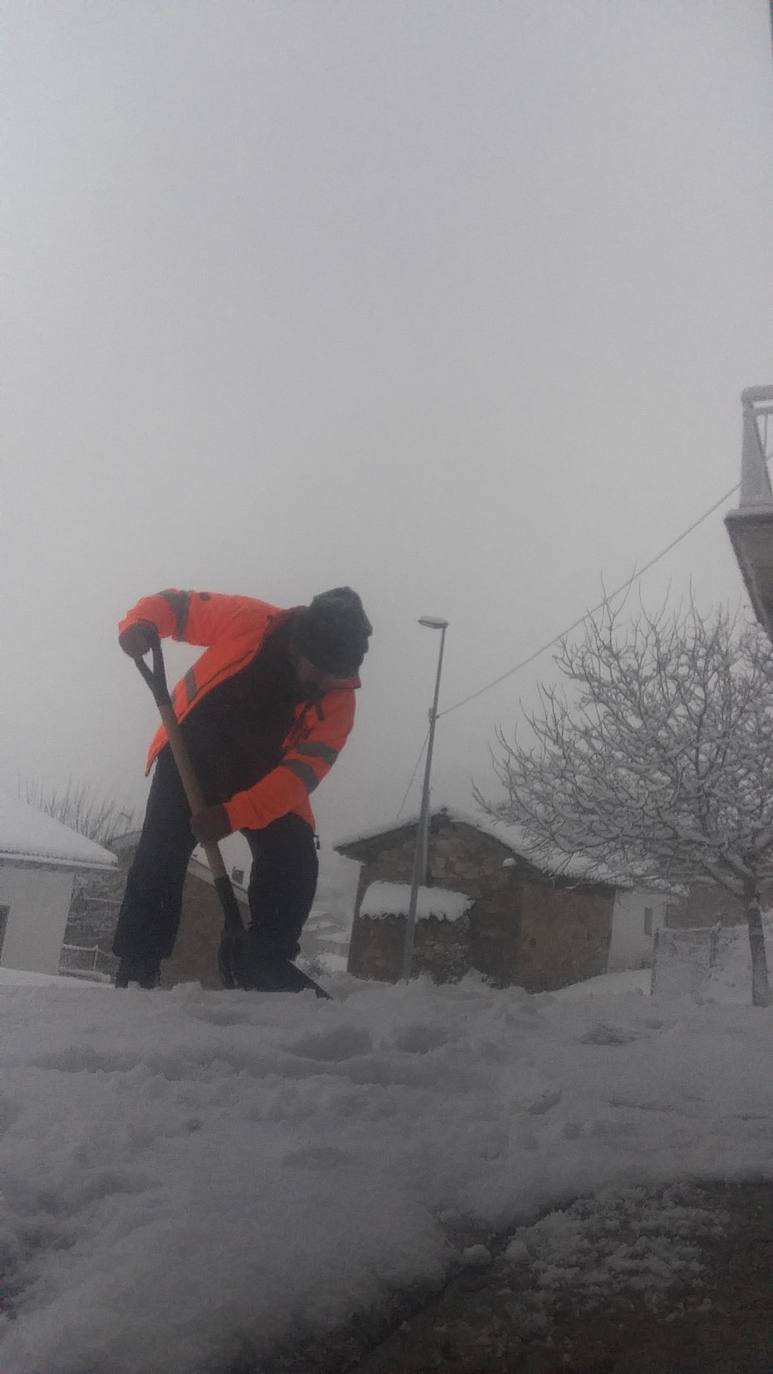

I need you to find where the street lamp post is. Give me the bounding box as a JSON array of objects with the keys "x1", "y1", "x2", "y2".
[{"x1": 402, "y1": 616, "x2": 449, "y2": 980}]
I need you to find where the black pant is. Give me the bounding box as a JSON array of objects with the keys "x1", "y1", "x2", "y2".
[{"x1": 113, "y1": 747, "x2": 319, "y2": 966}]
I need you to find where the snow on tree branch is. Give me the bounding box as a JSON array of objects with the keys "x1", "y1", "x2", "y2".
[{"x1": 477, "y1": 597, "x2": 773, "y2": 1002}]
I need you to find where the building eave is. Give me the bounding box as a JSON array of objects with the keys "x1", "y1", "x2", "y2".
[{"x1": 0, "y1": 852, "x2": 117, "y2": 874}]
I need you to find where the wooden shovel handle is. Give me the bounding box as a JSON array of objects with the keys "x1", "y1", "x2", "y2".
[{"x1": 133, "y1": 636, "x2": 233, "y2": 892}]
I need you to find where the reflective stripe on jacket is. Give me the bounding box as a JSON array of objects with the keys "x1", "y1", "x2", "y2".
[{"x1": 119, "y1": 589, "x2": 359, "y2": 832}]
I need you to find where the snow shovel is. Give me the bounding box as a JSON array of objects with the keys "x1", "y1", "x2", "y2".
[{"x1": 133, "y1": 634, "x2": 329, "y2": 998}]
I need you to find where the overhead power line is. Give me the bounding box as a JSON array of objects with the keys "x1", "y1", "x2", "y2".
[
  {"x1": 438, "y1": 475, "x2": 743, "y2": 719},
  {"x1": 395, "y1": 727, "x2": 429, "y2": 821},
  {"x1": 396, "y1": 462, "x2": 765, "y2": 815}
]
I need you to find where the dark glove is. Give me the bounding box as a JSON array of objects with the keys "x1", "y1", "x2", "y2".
[
  {"x1": 119, "y1": 620, "x2": 158, "y2": 659},
  {"x1": 191, "y1": 804, "x2": 231, "y2": 844}
]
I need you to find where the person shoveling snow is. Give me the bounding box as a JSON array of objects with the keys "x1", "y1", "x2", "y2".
[{"x1": 112, "y1": 586, "x2": 372, "y2": 992}]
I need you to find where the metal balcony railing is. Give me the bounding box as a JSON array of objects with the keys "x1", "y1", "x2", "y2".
[{"x1": 725, "y1": 387, "x2": 773, "y2": 640}]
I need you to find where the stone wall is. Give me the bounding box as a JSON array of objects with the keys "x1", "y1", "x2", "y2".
[
  {"x1": 348, "y1": 911, "x2": 472, "y2": 984},
  {"x1": 516, "y1": 881, "x2": 614, "y2": 991},
  {"x1": 466, "y1": 881, "x2": 521, "y2": 985}
]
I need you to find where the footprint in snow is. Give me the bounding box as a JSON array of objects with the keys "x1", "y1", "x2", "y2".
[
  {"x1": 287, "y1": 1024, "x2": 373, "y2": 1062},
  {"x1": 393, "y1": 1022, "x2": 450, "y2": 1054},
  {"x1": 281, "y1": 1144, "x2": 354, "y2": 1170},
  {"x1": 184, "y1": 1006, "x2": 252, "y2": 1028},
  {"x1": 579, "y1": 1022, "x2": 647, "y2": 1045}
]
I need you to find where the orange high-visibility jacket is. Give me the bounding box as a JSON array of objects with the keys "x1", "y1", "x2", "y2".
[{"x1": 119, "y1": 590, "x2": 360, "y2": 833}]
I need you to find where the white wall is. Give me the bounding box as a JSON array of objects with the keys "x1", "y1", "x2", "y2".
[
  {"x1": 607, "y1": 889, "x2": 668, "y2": 972},
  {"x1": 0, "y1": 864, "x2": 74, "y2": 974}
]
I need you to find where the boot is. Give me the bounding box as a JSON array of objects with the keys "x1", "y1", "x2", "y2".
[
  {"x1": 115, "y1": 955, "x2": 161, "y2": 989},
  {"x1": 229, "y1": 928, "x2": 294, "y2": 991}
]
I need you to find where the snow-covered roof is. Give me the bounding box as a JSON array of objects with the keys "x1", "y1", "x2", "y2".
[
  {"x1": 0, "y1": 793, "x2": 117, "y2": 871},
  {"x1": 360, "y1": 882, "x2": 473, "y2": 924},
  {"x1": 337, "y1": 806, "x2": 619, "y2": 885}
]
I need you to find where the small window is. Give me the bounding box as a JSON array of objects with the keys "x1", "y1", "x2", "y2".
[
  {"x1": 644, "y1": 906, "x2": 653, "y2": 937},
  {"x1": 0, "y1": 905, "x2": 8, "y2": 959}
]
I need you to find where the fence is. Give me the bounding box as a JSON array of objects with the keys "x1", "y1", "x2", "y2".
[
  {"x1": 59, "y1": 943, "x2": 117, "y2": 981},
  {"x1": 650, "y1": 923, "x2": 722, "y2": 998}
]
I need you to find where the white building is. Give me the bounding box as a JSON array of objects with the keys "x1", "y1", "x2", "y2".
[
  {"x1": 607, "y1": 888, "x2": 668, "y2": 972},
  {"x1": 0, "y1": 793, "x2": 116, "y2": 975}
]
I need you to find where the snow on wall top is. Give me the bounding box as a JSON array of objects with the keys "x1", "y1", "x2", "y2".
[
  {"x1": 0, "y1": 793, "x2": 117, "y2": 871},
  {"x1": 337, "y1": 805, "x2": 617, "y2": 885},
  {"x1": 360, "y1": 882, "x2": 473, "y2": 923}
]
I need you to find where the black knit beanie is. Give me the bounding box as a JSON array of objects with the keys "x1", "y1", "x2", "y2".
[{"x1": 291, "y1": 587, "x2": 372, "y2": 677}]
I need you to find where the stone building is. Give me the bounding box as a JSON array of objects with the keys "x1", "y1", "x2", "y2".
[{"x1": 336, "y1": 807, "x2": 667, "y2": 990}]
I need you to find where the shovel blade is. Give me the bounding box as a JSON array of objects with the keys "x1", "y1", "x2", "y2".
[{"x1": 221, "y1": 927, "x2": 329, "y2": 998}]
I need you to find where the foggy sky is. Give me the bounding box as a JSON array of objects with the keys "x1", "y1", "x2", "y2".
[{"x1": 3, "y1": 0, "x2": 773, "y2": 858}]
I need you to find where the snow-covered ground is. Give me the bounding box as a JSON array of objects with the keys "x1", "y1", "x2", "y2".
[{"x1": 1, "y1": 924, "x2": 771, "y2": 1374}]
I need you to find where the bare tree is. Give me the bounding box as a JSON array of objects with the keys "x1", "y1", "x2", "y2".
[
  {"x1": 19, "y1": 778, "x2": 138, "y2": 848},
  {"x1": 478, "y1": 599, "x2": 773, "y2": 1005}
]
